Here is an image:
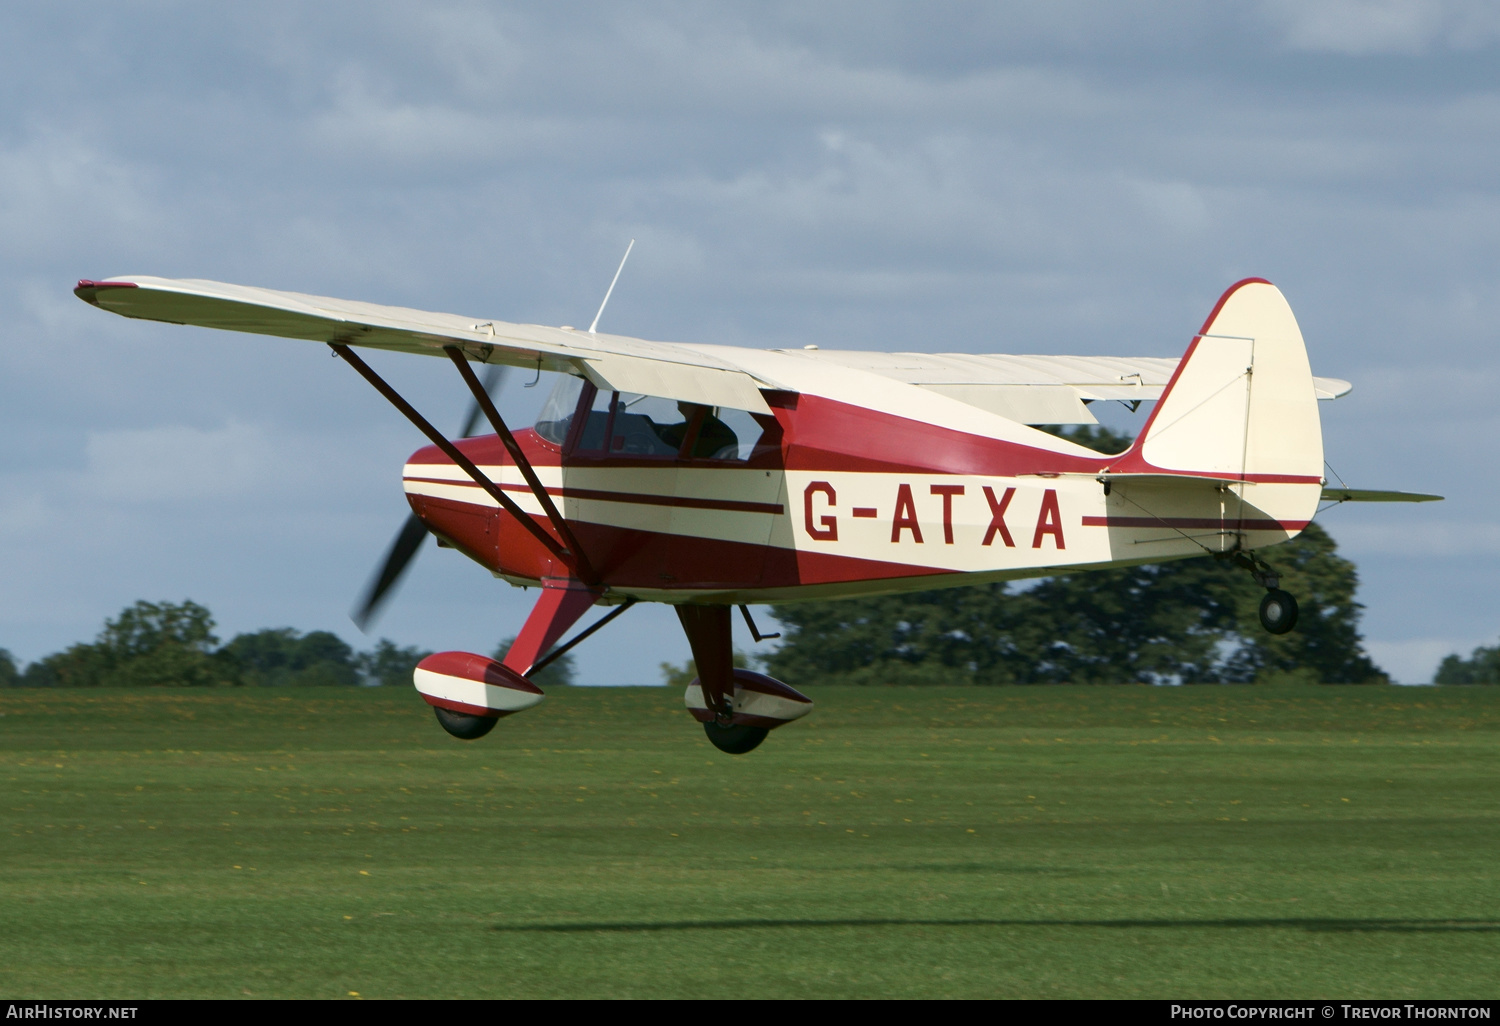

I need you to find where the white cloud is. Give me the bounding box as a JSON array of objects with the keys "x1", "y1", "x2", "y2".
[
  {"x1": 304, "y1": 70, "x2": 574, "y2": 170},
  {"x1": 1261, "y1": 0, "x2": 1500, "y2": 55},
  {"x1": 0, "y1": 131, "x2": 165, "y2": 261}
]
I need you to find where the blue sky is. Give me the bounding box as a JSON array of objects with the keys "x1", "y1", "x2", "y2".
[{"x1": 2, "y1": 2, "x2": 1497, "y2": 683}]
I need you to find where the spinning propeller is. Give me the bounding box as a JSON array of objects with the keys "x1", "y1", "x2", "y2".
[{"x1": 351, "y1": 364, "x2": 507, "y2": 630}]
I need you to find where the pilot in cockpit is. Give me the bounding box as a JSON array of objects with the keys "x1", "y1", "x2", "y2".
[{"x1": 658, "y1": 401, "x2": 740, "y2": 459}]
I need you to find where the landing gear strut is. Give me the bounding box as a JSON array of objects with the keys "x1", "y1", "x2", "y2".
[
  {"x1": 1224, "y1": 551, "x2": 1299, "y2": 635},
  {"x1": 674, "y1": 605, "x2": 812, "y2": 754},
  {"x1": 675, "y1": 606, "x2": 747, "y2": 751}
]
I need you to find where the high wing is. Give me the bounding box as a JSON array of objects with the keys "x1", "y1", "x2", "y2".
[
  {"x1": 76, "y1": 275, "x2": 1352, "y2": 427},
  {"x1": 75, "y1": 276, "x2": 774, "y2": 414},
  {"x1": 765, "y1": 349, "x2": 1352, "y2": 424}
]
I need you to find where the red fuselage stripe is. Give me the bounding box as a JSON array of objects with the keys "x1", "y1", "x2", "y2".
[
  {"x1": 1114, "y1": 472, "x2": 1324, "y2": 484},
  {"x1": 1081, "y1": 515, "x2": 1310, "y2": 531},
  {"x1": 404, "y1": 476, "x2": 785, "y2": 516},
  {"x1": 564, "y1": 487, "x2": 784, "y2": 515}
]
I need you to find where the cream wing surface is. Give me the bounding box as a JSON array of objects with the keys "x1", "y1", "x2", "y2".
[
  {"x1": 76, "y1": 275, "x2": 1352, "y2": 426},
  {"x1": 75, "y1": 276, "x2": 773, "y2": 414}
]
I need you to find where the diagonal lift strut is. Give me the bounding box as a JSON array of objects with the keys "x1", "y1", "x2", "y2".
[
  {"x1": 529, "y1": 597, "x2": 637, "y2": 676},
  {"x1": 328, "y1": 342, "x2": 590, "y2": 581},
  {"x1": 442, "y1": 346, "x2": 597, "y2": 584}
]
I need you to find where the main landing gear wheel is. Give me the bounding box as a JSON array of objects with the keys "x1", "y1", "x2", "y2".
[
  {"x1": 433, "y1": 706, "x2": 499, "y2": 740},
  {"x1": 703, "y1": 721, "x2": 769, "y2": 755},
  {"x1": 1259, "y1": 589, "x2": 1299, "y2": 635}
]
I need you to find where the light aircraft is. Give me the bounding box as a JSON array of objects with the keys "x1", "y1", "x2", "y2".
[{"x1": 75, "y1": 270, "x2": 1438, "y2": 753}]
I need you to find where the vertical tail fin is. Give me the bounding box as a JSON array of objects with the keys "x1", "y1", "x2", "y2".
[{"x1": 1118, "y1": 278, "x2": 1323, "y2": 482}]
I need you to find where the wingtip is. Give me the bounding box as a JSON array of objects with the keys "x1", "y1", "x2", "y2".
[{"x1": 74, "y1": 279, "x2": 137, "y2": 306}]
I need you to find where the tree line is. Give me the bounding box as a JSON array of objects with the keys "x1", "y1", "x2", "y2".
[
  {"x1": 762, "y1": 518, "x2": 1388, "y2": 685},
  {"x1": 1434, "y1": 644, "x2": 1500, "y2": 685},
  {"x1": 0, "y1": 600, "x2": 575, "y2": 688}
]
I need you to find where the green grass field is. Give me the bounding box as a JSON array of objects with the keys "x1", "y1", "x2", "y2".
[{"x1": 2, "y1": 684, "x2": 1498, "y2": 999}]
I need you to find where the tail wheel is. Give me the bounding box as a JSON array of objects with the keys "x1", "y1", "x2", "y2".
[
  {"x1": 433, "y1": 706, "x2": 499, "y2": 740},
  {"x1": 703, "y1": 721, "x2": 768, "y2": 755},
  {"x1": 1259, "y1": 589, "x2": 1299, "y2": 635}
]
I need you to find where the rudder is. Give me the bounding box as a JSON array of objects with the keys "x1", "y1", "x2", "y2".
[{"x1": 1127, "y1": 279, "x2": 1323, "y2": 482}]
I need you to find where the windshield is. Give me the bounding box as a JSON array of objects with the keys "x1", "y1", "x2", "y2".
[{"x1": 534, "y1": 374, "x2": 585, "y2": 445}]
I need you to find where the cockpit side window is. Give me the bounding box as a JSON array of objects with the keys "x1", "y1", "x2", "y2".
[
  {"x1": 688, "y1": 407, "x2": 770, "y2": 461},
  {"x1": 607, "y1": 394, "x2": 693, "y2": 456},
  {"x1": 563, "y1": 389, "x2": 771, "y2": 462}
]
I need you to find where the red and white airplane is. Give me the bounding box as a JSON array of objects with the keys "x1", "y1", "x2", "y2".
[{"x1": 75, "y1": 273, "x2": 1437, "y2": 753}]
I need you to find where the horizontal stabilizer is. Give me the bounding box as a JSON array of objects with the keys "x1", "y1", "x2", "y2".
[{"x1": 1322, "y1": 488, "x2": 1443, "y2": 503}]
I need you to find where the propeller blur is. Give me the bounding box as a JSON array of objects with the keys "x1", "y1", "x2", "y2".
[{"x1": 351, "y1": 364, "x2": 507, "y2": 631}]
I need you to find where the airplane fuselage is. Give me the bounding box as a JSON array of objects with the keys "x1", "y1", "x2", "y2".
[{"x1": 403, "y1": 384, "x2": 1318, "y2": 606}]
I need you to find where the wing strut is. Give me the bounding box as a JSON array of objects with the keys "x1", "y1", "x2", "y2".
[
  {"x1": 442, "y1": 346, "x2": 597, "y2": 583},
  {"x1": 530, "y1": 597, "x2": 637, "y2": 677},
  {"x1": 328, "y1": 343, "x2": 584, "y2": 578}
]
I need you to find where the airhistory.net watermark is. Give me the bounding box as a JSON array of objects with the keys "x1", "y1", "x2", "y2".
[{"x1": 5, "y1": 1007, "x2": 137, "y2": 1020}]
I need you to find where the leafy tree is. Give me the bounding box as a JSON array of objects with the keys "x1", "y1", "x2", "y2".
[
  {"x1": 1010, "y1": 562, "x2": 1236, "y2": 684},
  {"x1": 356, "y1": 639, "x2": 433, "y2": 687},
  {"x1": 769, "y1": 522, "x2": 1383, "y2": 686},
  {"x1": 13, "y1": 602, "x2": 447, "y2": 689},
  {"x1": 106, "y1": 600, "x2": 223, "y2": 687},
  {"x1": 101, "y1": 600, "x2": 218, "y2": 658},
  {"x1": 1433, "y1": 643, "x2": 1500, "y2": 684},
  {"x1": 1037, "y1": 422, "x2": 1135, "y2": 455},
  {"x1": 23, "y1": 600, "x2": 226, "y2": 687},
  {"x1": 494, "y1": 636, "x2": 576, "y2": 688},
  {"x1": 217, "y1": 628, "x2": 359, "y2": 686},
  {"x1": 20, "y1": 644, "x2": 100, "y2": 687}
]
